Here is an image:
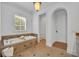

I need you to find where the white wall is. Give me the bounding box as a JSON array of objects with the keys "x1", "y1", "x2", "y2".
[
  {"x1": 33, "y1": 12, "x2": 39, "y2": 35},
  {"x1": 45, "y1": 2, "x2": 79, "y2": 55},
  {"x1": 1, "y1": 3, "x2": 33, "y2": 35},
  {"x1": 0, "y1": 3, "x2": 1, "y2": 41},
  {"x1": 0, "y1": 2, "x2": 1, "y2": 36}
]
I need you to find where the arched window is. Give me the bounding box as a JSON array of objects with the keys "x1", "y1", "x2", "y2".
[{"x1": 15, "y1": 15, "x2": 26, "y2": 32}]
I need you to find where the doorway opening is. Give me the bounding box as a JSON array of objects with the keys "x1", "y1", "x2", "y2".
[{"x1": 39, "y1": 13, "x2": 46, "y2": 39}]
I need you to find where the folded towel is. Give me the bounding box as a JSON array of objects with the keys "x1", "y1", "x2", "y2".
[{"x1": 2, "y1": 47, "x2": 14, "y2": 57}]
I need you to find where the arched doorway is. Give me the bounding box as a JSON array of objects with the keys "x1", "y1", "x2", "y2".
[{"x1": 53, "y1": 8, "x2": 67, "y2": 43}]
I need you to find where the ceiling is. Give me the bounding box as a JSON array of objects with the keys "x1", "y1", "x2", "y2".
[
  {"x1": 13, "y1": 2, "x2": 56, "y2": 13},
  {"x1": 14, "y1": 2, "x2": 35, "y2": 12},
  {"x1": 2, "y1": 2, "x2": 77, "y2": 13}
]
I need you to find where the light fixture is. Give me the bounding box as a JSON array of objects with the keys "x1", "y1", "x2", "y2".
[{"x1": 34, "y1": 2, "x2": 41, "y2": 12}]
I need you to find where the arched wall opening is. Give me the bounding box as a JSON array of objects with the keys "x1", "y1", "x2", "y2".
[{"x1": 52, "y1": 8, "x2": 67, "y2": 44}]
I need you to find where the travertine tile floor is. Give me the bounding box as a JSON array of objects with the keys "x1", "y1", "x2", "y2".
[{"x1": 14, "y1": 42, "x2": 73, "y2": 57}]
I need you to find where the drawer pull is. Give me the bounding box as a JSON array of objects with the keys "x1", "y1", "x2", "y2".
[
  {"x1": 24, "y1": 45, "x2": 26, "y2": 47},
  {"x1": 33, "y1": 54, "x2": 36, "y2": 56},
  {"x1": 47, "y1": 53, "x2": 50, "y2": 56}
]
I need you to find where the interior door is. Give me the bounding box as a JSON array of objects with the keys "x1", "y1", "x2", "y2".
[
  {"x1": 54, "y1": 9, "x2": 67, "y2": 43},
  {"x1": 39, "y1": 13, "x2": 46, "y2": 38}
]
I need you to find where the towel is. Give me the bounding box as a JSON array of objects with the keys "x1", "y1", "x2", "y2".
[{"x1": 2, "y1": 47, "x2": 14, "y2": 57}]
